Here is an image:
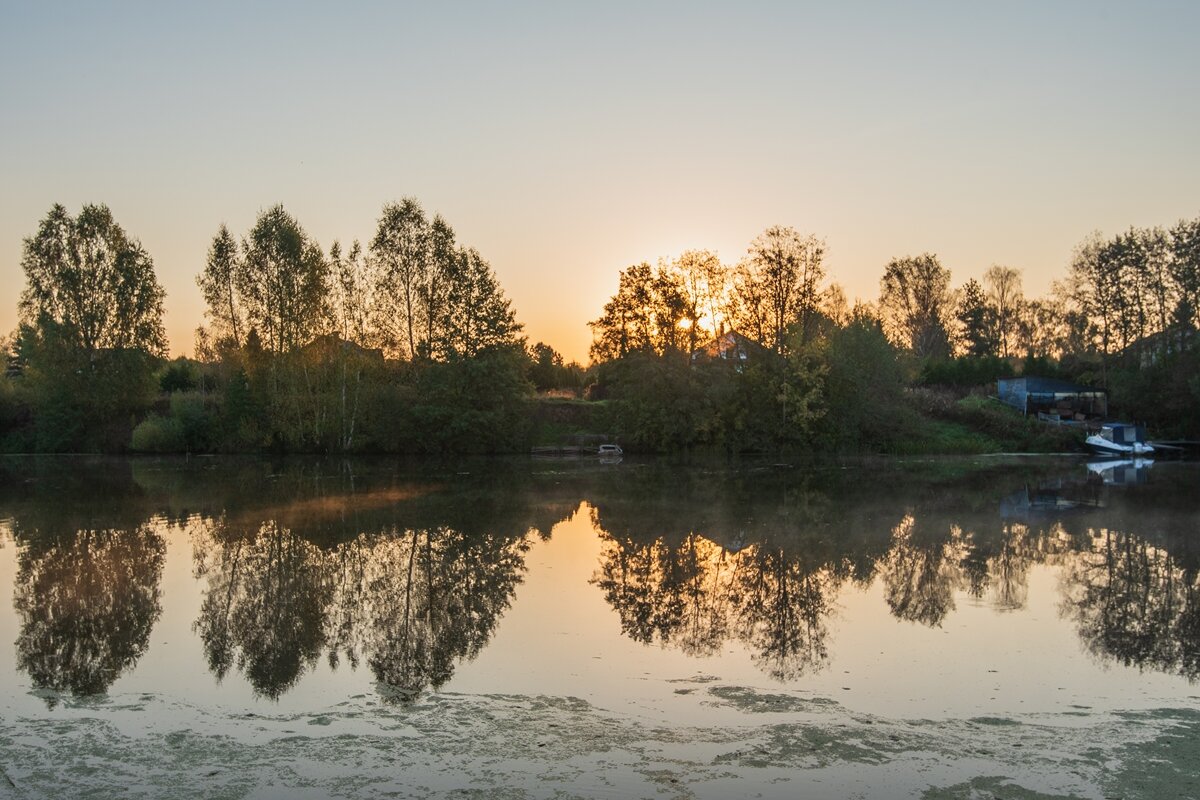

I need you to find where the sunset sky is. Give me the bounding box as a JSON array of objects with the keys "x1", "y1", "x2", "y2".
[{"x1": 2, "y1": 2, "x2": 1198, "y2": 363}]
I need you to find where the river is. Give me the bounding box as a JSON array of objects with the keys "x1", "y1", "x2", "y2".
[{"x1": 0, "y1": 455, "x2": 1197, "y2": 799}]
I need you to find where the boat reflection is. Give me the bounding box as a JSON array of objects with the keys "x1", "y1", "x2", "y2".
[{"x1": 1087, "y1": 458, "x2": 1154, "y2": 485}]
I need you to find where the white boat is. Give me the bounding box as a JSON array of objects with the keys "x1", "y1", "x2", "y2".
[
  {"x1": 598, "y1": 444, "x2": 623, "y2": 456},
  {"x1": 1086, "y1": 423, "x2": 1154, "y2": 456}
]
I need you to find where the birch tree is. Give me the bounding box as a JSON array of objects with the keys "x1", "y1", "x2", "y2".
[{"x1": 370, "y1": 199, "x2": 430, "y2": 360}]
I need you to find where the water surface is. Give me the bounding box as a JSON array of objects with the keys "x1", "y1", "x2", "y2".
[{"x1": 0, "y1": 456, "x2": 1197, "y2": 798}]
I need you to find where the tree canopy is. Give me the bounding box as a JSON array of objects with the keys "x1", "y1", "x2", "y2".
[
  {"x1": 20, "y1": 203, "x2": 166, "y2": 356},
  {"x1": 879, "y1": 253, "x2": 952, "y2": 360}
]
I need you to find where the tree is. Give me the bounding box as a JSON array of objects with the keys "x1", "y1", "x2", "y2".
[
  {"x1": 422, "y1": 215, "x2": 456, "y2": 358},
  {"x1": 370, "y1": 199, "x2": 430, "y2": 360},
  {"x1": 529, "y1": 342, "x2": 564, "y2": 392},
  {"x1": 983, "y1": 265, "x2": 1023, "y2": 358},
  {"x1": 235, "y1": 205, "x2": 330, "y2": 356},
  {"x1": 435, "y1": 247, "x2": 524, "y2": 359},
  {"x1": 879, "y1": 253, "x2": 953, "y2": 359},
  {"x1": 196, "y1": 224, "x2": 244, "y2": 351},
  {"x1": 731, "y1": 226, "x2": 826, "y2": 353},
  {"x1": 819, "y1": 308, "x2": 905, "y2": 450},
  {"x1": 20, "y1": 203, "x2": 166, "y2": 356},
  {"x1": 18, "y1": 204, "x2": 166, "y2": 450},
  {"x1": 671, "y1": 250, "x2": 728, "y2": 353},
  {"x1": 589, "y1": 263, "x2": 688, "y2": 361},
  {"x1": 1169, "y1": 215, "x2": 1200, "y2": 338},
  {"x1": 955, "y1": 278, "x2": 996, "y2": 357}
]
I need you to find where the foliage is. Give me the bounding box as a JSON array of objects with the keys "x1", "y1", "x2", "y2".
[
  {"x1": 159, "y1": 358, "x2": 199, "y2": 394},
  {"x1": 919, "y1": 355, "x2": 1011, "y2": 389},
  {"x1": 730, "y1": 227, "x2": 826, "y2": 353},
  {"x1": 983, "y1": 265, "x2": 1023, "y2": 358},
  {"x1": 11, "y1": 197, "x2": 1200, "y2": 453},
  {"x1": 816, "y1": 311, "x2": 907, "y2": 451},
  {"x1": 435, "y1": 247, "x2": 523, "y2": 359},
  {"x1": 397, "y1": 346, "x2": 533, "y2": 453},
  {"x1": 955, "y1": 278, "x2": 996, "y2": 358},
  {"x1": 528, "y1": 342, "x2": 585, "y2": 395},
  {"x1": 20, "y1": 204, "x2": 166, "y2": 356},
  {"x1": 598, "y1": 353, "x2": 716, "y2": 451},
  {"x1": 589, "y1": 262, "x2": 691, "y2": 361},
  {"x1": 17, "y1": 320, "x2": 158, "y2": 452},
  {"x1": 879, "y1": 253, "x2": 953, "y2": 359}
]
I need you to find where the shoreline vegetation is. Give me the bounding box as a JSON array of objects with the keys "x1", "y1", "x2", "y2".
[{"x1": 3, "y1": 200, "x2": 1198, "y2": 456}]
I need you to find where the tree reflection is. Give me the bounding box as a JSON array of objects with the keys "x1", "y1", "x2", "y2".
[
  {"x1": 1062, "y1": 528, "x2": 1200, "y2": 680},
  {"x1": 593, "y1": 533, "x2": 736, "y2": 657},
  {"x1": 733, "y1": 546, "x2": 840, "y2": 680},
  {"x1": 5, "y1": 456, "x2": 1200, "y2": 700},
  {"x1": 593, "y1": 532, "x2": 842, "y2": 679},
  {"x1": 193, "y1": 520, "x2": 330, "y2": 699},
  {"x1": 193, "y1": 518, "x2": 529, "y2": 700},
  {"x1": 879, "y1": 515, "x2": 965, "y2": 627},
  {"x1": 347, "y1": 529, "x2": 529, "y2": 699},
  {"x1": 14, "y1": 525, "x2": 165, "y2": 702}
]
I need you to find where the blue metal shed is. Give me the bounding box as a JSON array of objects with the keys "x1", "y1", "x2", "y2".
[{"x1": 996, "y1": 377, "x2": 1107, "y2": 418}]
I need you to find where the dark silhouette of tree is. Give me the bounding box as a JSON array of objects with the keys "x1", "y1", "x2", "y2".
[
  {"x1": 879, "y1": 253, "x2": 953, "y2": 359},
  {"x1": 16, "y1": 204, "x2": 167, "y2": 450},
  {"x1": 819, "y1": 308, "x2": 905, "y2": 450},
  {"x1": 731, "y1": 226, "x2": 826, "y2": 353},
  {"x1": 238, "y1": 205, "x2": 331, "y2": 356},
  {"x1": 589, "y1": 263, "x2": 690, "y2": 361},
  {"x1": 1170, "y1": 215, "x2": 1200, "y2": 337},
  {"x1": 955, "y1": 278, "x2": 997, "y2": 357},
  {"x1": 434, "y1": 246, "x2": 524, "y2": 359},
  {"x1": 983, "y1": 265, "x2": 1023, "y2": 358},
  {"x1": 196, "y1": 224, "x2": 244, "y2": 352},
  {"x1": 370, "y1": 198, "x2": 431, "y2": 360},
  {"x1": 672, "y1": 250, "x2": 729, "y2": 354}
]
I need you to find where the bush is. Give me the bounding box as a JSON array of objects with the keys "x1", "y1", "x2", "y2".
[{"x1": 131, "y1": 414, "x2": 186, "y2": 452}]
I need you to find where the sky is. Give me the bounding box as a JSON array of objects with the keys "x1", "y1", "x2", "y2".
[{"x1": 2, "y1": 1, "x2": 1198, "y2": 363}]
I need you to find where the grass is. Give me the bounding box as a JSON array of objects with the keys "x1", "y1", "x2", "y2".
[{"x1": 905, "y1": 389, "x2": 1084, "y2": 453}]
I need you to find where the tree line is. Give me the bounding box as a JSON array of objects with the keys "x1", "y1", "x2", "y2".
[
  {"x1": 587, "y1": 216, "x2": 1200, "y2": 449},
  {"x1": 2, "y1": 201, "x2": 1197, "y2": 454},
  {"x1": 3, "y1": 200, "x2": 556, "y2": 453}
]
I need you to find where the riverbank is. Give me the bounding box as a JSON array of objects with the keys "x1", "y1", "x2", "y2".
[{"x1": 525, "y1": 391, "x2": 1084, "y2": 456}]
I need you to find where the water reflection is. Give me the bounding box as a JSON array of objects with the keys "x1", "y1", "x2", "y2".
[
  {"x1": 1, "y1": 456, "x2": 1197, "y2": 702},
  {"x1": 14, "y1": 526, "x2": 165, "y2": 703},
  {"x1": 1062, "y1": 529, "x2": 1200, "y2": 679},
  {"x1": 592, "y1": 531, "x2": 842, "y2": 680},
  {"x1": 188, "y1": 474, "x2": 536, "y2": 699},
  {"x1": 586, "y1": 461, "x2": 1200, "y2": 682}
]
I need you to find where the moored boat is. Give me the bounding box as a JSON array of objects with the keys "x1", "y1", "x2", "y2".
[{"x1": 1085, "y1": 423, "x2": 1154, "y2": 456}]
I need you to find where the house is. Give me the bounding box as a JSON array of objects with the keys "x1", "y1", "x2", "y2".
[
  {"x1": 996, "y1": 376, "x2": 1107, "y2": 420},
  {"x1": 690, "y1": 331, "x2": 763, "y2": 369},
  {"x1": 300, "y1": 334, "x2": 385, "y2": 362}
]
